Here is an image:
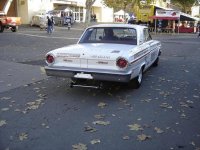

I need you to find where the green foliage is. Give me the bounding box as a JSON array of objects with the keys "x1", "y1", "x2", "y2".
[
  {"x1": 102, "y1": 0, "x2": 153, "y2": 12},
  {"x1": 103, "y1": 0, "x2": 138, "y2": 11},
  {"x1": 171, "y1": 0, "x2": 196, "y2": 12}
]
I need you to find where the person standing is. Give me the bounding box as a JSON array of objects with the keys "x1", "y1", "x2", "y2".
[
  {"x1": 47, "y1": 16, "x2": 52, "y2": 34},
  {"x1": 198, "y1": 23, "x2": 200, "y2": 38},
  {"x1": 51, "y1": 16, "x2": 55, "y2": 32}
]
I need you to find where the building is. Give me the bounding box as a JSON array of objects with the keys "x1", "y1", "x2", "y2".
[
  {"x1": 0, "y1": 0, "x2": 18, "y2": 16},
  {"x1": 0, "y1": 0, "x2": 113, "y2": 24},
  {"x1": 1, "y1": 0, "x2": 199, "y2": 25},
  {"x1": 191, "y1": 0, "x2": 200, "y2": 18}
]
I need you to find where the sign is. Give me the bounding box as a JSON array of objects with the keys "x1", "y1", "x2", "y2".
[{"x1": 156, "y1": 10, "x2": 180, "y2": 18}]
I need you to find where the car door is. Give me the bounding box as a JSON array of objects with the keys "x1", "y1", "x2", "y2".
[
  {"x1": 145, "y1": 29, "x2": 159, "y2": 65},
  {"x1": 142, "y1": 28, "x2": 152, "y2": 68}
]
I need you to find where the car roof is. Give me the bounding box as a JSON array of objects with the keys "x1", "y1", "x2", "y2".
[{"x1": 87, "y1": 24, "x2": 148, "y2": 30}]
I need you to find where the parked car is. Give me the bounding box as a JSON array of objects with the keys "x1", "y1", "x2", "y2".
[
  {"x1": 45, "y1": 24, "x2": 161, "y2": 89},
  {"x1": 0, "y1": 11, "x2": 21, "y2": 32},
  {"x1": 30, "y1": 15, "x2": 47, "y2": 29}
]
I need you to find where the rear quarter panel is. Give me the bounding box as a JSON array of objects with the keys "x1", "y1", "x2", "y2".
[{"x1": 6, "y1": 17, "x2": 21, "y2": 25}]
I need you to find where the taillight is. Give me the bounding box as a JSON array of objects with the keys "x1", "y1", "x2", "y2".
[
  {"x1": 116, "y1": 58, "x2": 128, "y2": 69},
  {"x1": 46, "y1": 54, "x2": 54, "y2": 64},
  {"x1": 2, "y1": 19, "x2": 6, "y2": 24}
]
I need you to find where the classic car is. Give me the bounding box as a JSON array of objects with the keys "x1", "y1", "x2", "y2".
[
  {"x1": 45, "y1": 24, "x2": 161, "y2": 88},
  {"x1": 0, "y1": 11, "x2": 21, "y2": 32}
]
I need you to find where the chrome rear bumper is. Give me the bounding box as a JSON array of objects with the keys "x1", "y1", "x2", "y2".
[{"x1": 45, "y1": 66, "x2": 131, "y2": 83}]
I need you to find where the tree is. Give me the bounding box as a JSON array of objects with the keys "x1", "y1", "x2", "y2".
[
  {"x1": 102, "y1": 0, "x2": 153, "y2": 22},
  {"x1": 103, "y1": 0, "x2": 137, "y2": 12},
  {"x1": 102, "y1": 0, "x2": 138, "y2": 23},
  {"x1": 171, "y1": 0, "x2": 196, "y2": 13},
  {"x1": 103, "y1": 0, "x2": 152, "y2": 12},
  {"x1": 85, "y1": 0, "x2": 96, "y2": 26}
]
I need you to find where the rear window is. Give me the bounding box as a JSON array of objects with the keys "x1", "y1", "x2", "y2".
[{"x1": 79, "y1": 27, "x2": 137, "y2": 45}]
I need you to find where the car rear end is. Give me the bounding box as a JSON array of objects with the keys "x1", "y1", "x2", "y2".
[{"x1": 45, "y1": 43, "x2": 136, "y2": 82}]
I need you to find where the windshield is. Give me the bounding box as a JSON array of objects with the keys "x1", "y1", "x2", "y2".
[{"x1": 79, "y1": 27, "x2": 137, "y2": 45}]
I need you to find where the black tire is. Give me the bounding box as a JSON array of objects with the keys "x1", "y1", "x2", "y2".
[
  {"x1": 11, "y1": 26, "x2": 18, "y2": 32},
  {"x1": 152, "y1": 57, "x2": 159, "y2": 67},
  {"x1": 128, "y1": 68, "x2": 143, "y2": 89},
  {"x1": 0, "y1": 22, "x2": 4, "y2": 32}
]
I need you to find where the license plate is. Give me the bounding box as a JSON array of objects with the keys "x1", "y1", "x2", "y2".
[{"x1": 74, "y1": 73, "x2": 93, "y2": 79}]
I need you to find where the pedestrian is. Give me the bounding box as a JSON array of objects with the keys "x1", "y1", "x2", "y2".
[
  {"x1": 47, "y1": 16, "x2": 52, "y2": 34},
  {"x1": 198, "y1": 23, "x2": 200, "y2": 38},
  {"x1": 51, "y1": 16, "x2": 55, "y2": 32},
  {"x1": 93, "y1": 14, "x2": 96, "y2": 22}
]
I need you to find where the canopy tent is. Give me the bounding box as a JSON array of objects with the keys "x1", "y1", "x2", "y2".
[
  {"x1": 114, "y1": 10, "x2": 129, "y2": 22},
  {"x1": 48, "y1": 6, "x2": 73, "y2": 17},
  {"x1": 149, "y1": 10, "x2": 180, "y2": 33},
  {"x1": 114, "y1": 10, "x2": 129, "y2": 16},
  {"x1": 180, "y1": 12, "x2": 199, "y2": 21},
  {"x1": 149, "y1": 5, "x2": 200, "y2": 33},
  {"x1": 154, "y1": 5, "x2": 173, "y2": 11},
  {"x1": 149, "y1": 16, "x2": 179, "y2": 20},
  {"x1": 53, "y1": 6, "x2": 72, "y2": 12},
  {"x1": 153, "y1": 5, "x2": 199, "y2": 21}
]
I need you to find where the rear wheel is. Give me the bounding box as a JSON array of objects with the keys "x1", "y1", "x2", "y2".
[
  {"x1": 11, "y1": 26, "x2": 18, "y2": 32},
  {"x1": 11, "y1": 27, "x2": 16, "y2": 32},
  {"x1": 128, "y1": 68, "x2": 143, "y2": 89},
  {"x1": 152, "y1": 57, "x2": 159, "y2": 67}
]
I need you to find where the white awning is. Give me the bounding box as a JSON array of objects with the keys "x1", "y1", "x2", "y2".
[
  {"x1": 152, "y1": 4, "x2": 173, "y2": 11},
  {"x1": 114, "y1": 10, "x2": 128, "y2": 16},
  {"x1": 180, "y1": 12, "x2": 199, "y2": 21},
  {"x1": 152, "y1": 4, "x2": 199, "y2": 21}
]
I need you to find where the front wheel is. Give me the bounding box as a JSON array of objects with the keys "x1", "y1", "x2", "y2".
[
  {"x1": 11, "y1": 26, "x2": 18, "y2": 32},
  {"x1": 128, "y1": 68, "x2": 143, "y2": 89}
]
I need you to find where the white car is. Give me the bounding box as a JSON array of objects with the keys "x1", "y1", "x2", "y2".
[
  {"x1": 45, "y1": 24, "x2": 161, "y2": 88},
  {"x1": 30, "y1": 15, "x2": 47, "y2": 29}
]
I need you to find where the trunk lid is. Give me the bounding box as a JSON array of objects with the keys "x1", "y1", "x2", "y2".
[{"x1": 52, "y1": 43, "x2": 136, "y2": 70}]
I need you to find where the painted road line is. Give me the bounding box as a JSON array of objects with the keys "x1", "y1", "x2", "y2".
[{"x1": 17, "y1": 33, "x2": 79, "y2": 40}]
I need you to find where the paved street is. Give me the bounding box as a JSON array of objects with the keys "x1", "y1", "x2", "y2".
[{"x1": 0, "y1": 24, "x2": 200, "y2": 150}]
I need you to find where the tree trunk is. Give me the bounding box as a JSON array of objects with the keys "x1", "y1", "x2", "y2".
[
  {"x1": 85, "y1": 6, "x2": 92, "y2": 27},
  {"x1": 85, "y1": 0, "x2": 96, "y2": 28}
]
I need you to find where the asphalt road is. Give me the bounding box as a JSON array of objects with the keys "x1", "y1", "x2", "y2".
[{"x1": 0, "y1": 25, "x2": 200, "y2": 150}]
